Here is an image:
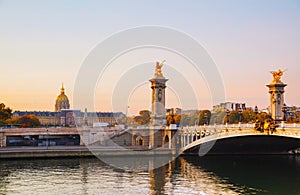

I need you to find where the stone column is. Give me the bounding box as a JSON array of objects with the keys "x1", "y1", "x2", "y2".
[
  {"x1": 149, "y1": 61, "x2": 168, "y2": 148},
  {"x1": 149, "y1": 77, "x2": 168, "y2": 126},
  {"x1": 267, "y1": 82, "x2": 287, "y2": 121},
  {"x1": 0, "y1": 132, "x2": 6, "y2": 147},
  {"x1": 80, "y1": 128, "x2": 90, "y2": 146}
]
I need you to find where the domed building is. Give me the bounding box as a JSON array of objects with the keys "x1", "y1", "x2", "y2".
[{"x1": 55, "y1": 84, "x2": 70, "y2": 112}]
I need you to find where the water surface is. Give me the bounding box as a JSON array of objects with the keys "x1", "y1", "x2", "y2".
[{"x1": 0, "y1": 155, "x2": 299, "y2": 194}]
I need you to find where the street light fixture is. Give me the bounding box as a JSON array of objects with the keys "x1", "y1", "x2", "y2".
[
  {"x1": 204, "y1": 112, "x2": 208, "y2": 125},
  {"x1": 254, "y1": 106, "x2": 258, "y2": 120},
  {"x1": 226, "y1": 109, "x2": 230, "y2": 124},
  {"x1": 281, "y1": 104, "x2": 287, "y2": 122},
  {"x1": 239, "y1": 108, "x2": 243, "y2": 123}
]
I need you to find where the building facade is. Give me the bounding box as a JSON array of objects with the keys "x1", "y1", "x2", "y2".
[
  {"x1": 212, "y1": 102, "x2": 247, "y2": 113},
  {"x1": 13, "y1": 85, "x2": 125, "y2": 127}
]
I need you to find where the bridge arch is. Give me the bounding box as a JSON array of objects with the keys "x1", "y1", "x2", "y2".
[{"x1": 136, "y1": 136, "x2": 144, "y2": 146}]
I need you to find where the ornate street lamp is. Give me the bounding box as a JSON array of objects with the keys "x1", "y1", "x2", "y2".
[
  {"x1": 254, "y1": 106, "x2": 258, "y2": 114},
  {"x1": 281, "y1": 104, "x2": 287, "y2": 122},
  {"x1": 254, "y1": 105, "x2": 258, "y2": 122},
  {"x1": 239, "y1": 108, "x2": 243, "y2": 123},
  {"x1": 204, "y1": 112, "x2": 208, "y2": 125},
  {"x1": 226, "y1": 109, "x2": 230, "y2": 124}
]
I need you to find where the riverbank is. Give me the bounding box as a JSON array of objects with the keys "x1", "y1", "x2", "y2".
[{"x1": 0, "y1": 146, "x2": 176, "y2": 159}]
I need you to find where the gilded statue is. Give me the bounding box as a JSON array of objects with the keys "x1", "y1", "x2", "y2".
[
  {"x1": 155, "y1": 60, "x2": 165, "y2": 77},
  {"x1": 270, "y1": 69, "x2": 286, "y2": 83}
]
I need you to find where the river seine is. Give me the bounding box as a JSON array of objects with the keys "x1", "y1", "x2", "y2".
[{"x1": 0, "y1": 155, "x2": 299, "y2": 194}]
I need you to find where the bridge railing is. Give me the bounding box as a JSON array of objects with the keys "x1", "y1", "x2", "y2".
[
  {"x1": 278, "y1": 123, "x2": 300, "y2": 129},
  {"x1": 180, "y1": 122, "x2": 300, "y2": 131}
]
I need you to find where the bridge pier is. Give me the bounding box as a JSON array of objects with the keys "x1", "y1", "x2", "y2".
[{"x1": 0, "y1": 131, "x2": 6, "y2": 147}]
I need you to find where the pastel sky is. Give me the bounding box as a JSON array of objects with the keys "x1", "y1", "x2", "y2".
[{"x1": 0, "y1": 0, "x2": 300, "y2": 115}]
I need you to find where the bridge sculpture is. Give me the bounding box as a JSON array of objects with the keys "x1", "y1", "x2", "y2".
[{"x1": 179, "y1": 123, "x2": 300, "y2": 154}]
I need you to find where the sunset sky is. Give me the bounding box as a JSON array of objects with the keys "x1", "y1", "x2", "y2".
[{"x1": 1, "y1": 0, "x2": 300, "y2": 115}]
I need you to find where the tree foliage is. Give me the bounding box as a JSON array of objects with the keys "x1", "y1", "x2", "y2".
[
  {"x1": 0, "y1": 103, "x2": 12, "y2": 125},
  {"x1": 8, "y1": 114, "x2": 41, "y2": 128},
  {"x1": 171, "y1": 110, "x2": 211, "y2": 126},
  {"x1": 166, "y1": 114, "x2": 182, "y2": 125},
  {"x1": 222, "y1": 110, "x2": 271, "y2": 124},
  {"x1": 133, "y1": 110, "x2": 151, "y2": 125},
  {"x1": 173, "y1": 114, "x2": 181, "y2": 124},
  {"x1": 211, "y1": 111, "x2": 226, "y2": 124},
  {"x1": 242, "y1": 110, "x2": 256, "y2": 123},
  {"x1": 198, "y1": 110, "x2": 211, "y2": 125}
]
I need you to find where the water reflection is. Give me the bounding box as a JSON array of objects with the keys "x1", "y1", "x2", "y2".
[
  {"x1": 0, "y1": 155, "x2": 299, "y2": 194},
  {"x1": 184, "y1": 155, "x2": 300, "y2": 194}
]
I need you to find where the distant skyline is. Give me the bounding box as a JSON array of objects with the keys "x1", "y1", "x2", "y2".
[{"x1": 1, "y1": 0, "x2": 300, "y2": 115}]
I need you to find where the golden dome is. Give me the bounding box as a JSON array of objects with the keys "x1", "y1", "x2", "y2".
[{"x1": 55, "y1": 83, "x2": 70, "y2": 112}]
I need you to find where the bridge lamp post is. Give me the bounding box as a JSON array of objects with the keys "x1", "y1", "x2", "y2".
[
  {"x1": 254, "y1": 106, "x2": 258, "y2": 120},
  {"x1": 186, "y1": 116, "x2": 190, "y2": 127},
  {"x1": 204, "y1": 112, "x2": 208, "y2": 126},
  {"x1": 226, "y1": 110, "x2": 230, "y2": 125},
  {"x1": 239, "y1": 108, "x2": 243, "y2": 123},
  {"x1": 281, "y1": 104, "x2": 287, "y2": 122}
]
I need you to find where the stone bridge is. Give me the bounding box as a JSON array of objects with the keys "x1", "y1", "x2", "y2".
[{"x1": 179, "y1": 123, "x2": 300, "y2": 154}]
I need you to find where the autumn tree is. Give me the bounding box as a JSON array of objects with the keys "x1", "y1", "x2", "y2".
[
  {"x1": 9, "y1": 114, "x2": 41, "y2": 128},
  {"x1": 0, "y1": 103, "x2": 12, "y2": 125},
  {"x1": 285, "y1": 112, "x2": 300, "y2": 123},
  {"x1": 242, "y1": 110, "x2": 256, "y2": 123},
  {"x1": 222, "y1": 109, "x2": 271, "y2": 124},
  {"x1": 171, "y1": 110, "x2": 211, "y2": 126},
  {"x1": 133, "y1": 110, "x2": 151, "y2": 125},
  {"x1": 256, "y1": 112, "x2": 271, "y2": 122},
  {"x1": 198, "y1": 110, "x2": 211, "y2": 125},
  {"x1": 166, "y1": 115, "x2": 174, "y2": 125},
  {"x1": 173, "y1": 114, "x2": 181, "y2": 124}
]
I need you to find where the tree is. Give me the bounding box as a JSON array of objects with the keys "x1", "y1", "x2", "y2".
[
  {"x1": 173, "y1": 114, "x2": 181, "y2": 124},
  {"x1": 256, "y1": 112, "x2": 271, "y2": 122},
  {"x1": 188, "y1": 111, "x2": 199, "y2": 126},
  {"x1": 9, "y1": 114, "x2": 41, "y2": 128},
  {"x1": 0, "y1": 103, "x2": 12, "y2": 125},
  {"x1": 139, "y1": 110, "x2": 151, "y2": 124},
  {"x1": 166, "y1": 114, "x2": 182, "y2": 125},
  {"x1": 171, "y1": 110, "x2": 212, "y2": 126},
  {"x1": 222, "y1": 110, "x2": 243, "y2": 124},
  {"x1": 166, "y1": 115, "x2": 174, "y2": 125},
  {"x1": 180, "y1": 114, "x2": 190, "y2": 126},
  {"x1": 242, "y1": 110, "x2": 256, "y2": 123},
  {"x1": 222, "y1": 109, "x2": 271, "y2": 124},
  {"x1": 198, "y1": 110, "x2": 211, "y2": 125},
  {"x1": 211, "y1": 111, "x2": 226, "y2": 124},
  {"x1": 133, "y1": 110, "x2": 151, "y2": 125}
]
